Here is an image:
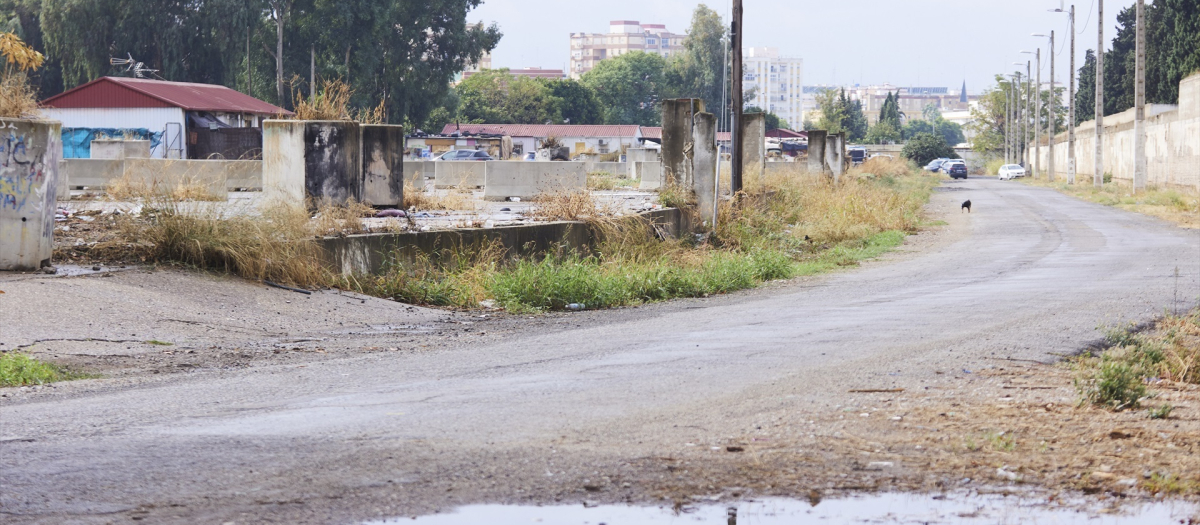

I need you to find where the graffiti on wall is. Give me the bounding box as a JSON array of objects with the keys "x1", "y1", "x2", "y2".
[{"x1": 0, "y1": 124, "x2": 51, "y2": 215}]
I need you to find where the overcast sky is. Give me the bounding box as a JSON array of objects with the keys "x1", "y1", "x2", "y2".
[{"x1": 468, "y1": 0, "x2": 1138, "y2": 93}]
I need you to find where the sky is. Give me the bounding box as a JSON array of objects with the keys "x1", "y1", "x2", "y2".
[{"x1": 467, "y1": 0, "x2": 1139, "y2": 94}]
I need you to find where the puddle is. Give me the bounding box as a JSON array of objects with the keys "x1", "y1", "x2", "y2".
[{"x1": 366, "y1": 492, "x2": 1198, "y2": 524}]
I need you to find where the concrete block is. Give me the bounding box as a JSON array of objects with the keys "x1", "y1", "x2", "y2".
[
  {"x1": 263, "y1": 120, "x2": 361, "y2": 206},
  {"x1": 741, "y1": 113, "x2": 766, "y2": 179},
  {"x1": 825, "y1": 133, "x2": 846, "y2": 181},
  {"x1": 661, "y1": 98, "x2": 704, "y2": 187},
  {"x1": 807, "y1": 130, "x2": 827, "y2": 174},
  {"x1": 402, "y1": 161, "x2": 428, "y2": 191},
  {"x1": 625, "y1": 147, "x2": 658, "y2": 178},
  {"x1": 434, "y1": 161, "x2": 486, "y2": 188},
  {"x1": 1, "y1": 118, "x2": 62, "y2": 271},
  {"x1": 692, "y1": 112, "x2": 717, "y2": 225},
  {"x1": 360, "y1": 124, "x2": 404, "y2": 207},
  {"x1": 483, "y1": 161, "x2": 587, "y2": 200},
  {"x1": 587, "y1": 161, "x2": 625, "y2": 174},
  {"x1": 636, "y1": 161, "x2": 662, "y2": 190},
  {"x1": 61, "y1": 159, "x2": 261, "y2": 193},
  {"x1": 91, "y1": 139, "x2": 151, "y2": 159}
]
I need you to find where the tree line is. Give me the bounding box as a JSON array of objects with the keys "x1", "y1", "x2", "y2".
[{"x1": 810, "y1": 88, "x2": 964, "y2": 146}]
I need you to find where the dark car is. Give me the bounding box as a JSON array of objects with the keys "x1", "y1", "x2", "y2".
[
  {"x1": 925, "y1": 158, "x2": 949, "y2": 172},
  {"x1": 946, "y1": 162, "x2": 968, "y2": 179}
]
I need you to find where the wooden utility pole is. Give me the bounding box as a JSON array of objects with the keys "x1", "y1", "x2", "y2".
[
  {"x1": 1068, "y1": 5, "x2": 1076, "y2": 184},
  {"x1": 1133, "y1": 0, "x2": 1146, "y2": 191},
  {"x1": 1095, "y1": 0, "x2": 1104, "y2": 187},
  {"x1": 730, "y1": 0, "x2": 744, "y2": 194},
  {"x1": 1048, "y1": 30, "x2": 1055, "y2": 182}
]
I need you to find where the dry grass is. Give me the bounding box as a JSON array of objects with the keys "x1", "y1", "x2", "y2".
[
  {"x1": 104, "y1": 165, "x2": 226, "y2": 202},
  {"x1": 530, "y1": 190, "x2": 616, "y2": 221},
  {"x1": 354, "y1": 100, "x2": 387, "y2": 125},
  {"x1": 586, "y1": 171, "x2": 631, "y2": 191},
  {"x1": 402, "y1": 180, "x2": 477, "y2": 211},
  {"x1": 850, "y1": 157, "x2": 916, "y2": 178},
  {"x1": 0, "y1": 73, "x2": 39, "y2": 119},
  {"x1": 292, "y1": 79, "x2": 354, "y2": 121},
  {"x1": 313, "y1": 198, "x2": 373, "y2": 235},
  {"x1": 1024, "y1": 178, "x2": 1200, "y2": 228}
]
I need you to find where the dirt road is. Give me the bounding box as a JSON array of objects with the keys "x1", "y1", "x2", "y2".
[{"x1": 2, "y1": 178, "x2": 1198, "y2": 524}]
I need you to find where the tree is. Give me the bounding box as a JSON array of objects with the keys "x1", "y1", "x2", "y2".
[
  {"x1": 1075, "y1": 49, "x2": 1096, "y2": 126},
  {"x1": 842, "y1": 92, "x2": 868, "y2": 142},
  {"x1": 969, "y1": 74, "x2": 1061, "y2": 156},
  {"x1": 1102, "y1": 2, "x2": 1200, "y2": 115},
  {"x1": 904, "y1": 105, "x2": 965, "y2": 146},
  {"x1": 878, "y1": 91, "x2": 902, "y2": 130},
  {"x1": 812, "y1": 88, "x2": 845, "y2": 133},
  {"x1": 581, "y1": 51, "x2": 667, "y2": 126},
  {"x1": 544, "y1": 79, "x2": 602, "y2": 125},
  {"x1": 902, "y1": 133, "x2": 955, "y2": 166},
  {"x1": 864, "y1": 121, "x2": 901, "y2": 144},
  {"x1": 664, "y1": 4, "x2": 727, "y2": 121},
  {"x1": 745, "y1": 106, "x2": 788, "y2": 130},
  {"x1": 455, "y1": 69, "x2": 561, "y2": 124}
]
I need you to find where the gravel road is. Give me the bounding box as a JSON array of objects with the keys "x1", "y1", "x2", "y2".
[{"x1": 2, "y1": 178, "x2": 1198, "y2": 524}]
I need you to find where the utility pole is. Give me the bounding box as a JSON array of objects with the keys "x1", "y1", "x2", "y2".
[
  {"x1": 731, "y1": 0, "x2": 743, "y2": 194},
  {"x1": 1026, "y1": 61, "x2": 1032, "y2": 168},
  {"x1": 310, "y1": 45, "x2": 316, "y2": 102},
  {"x1": 1133, "y1": 0, "x2": 1146, "y2": 191},
  {"x1": 1005, "y1": 80, "x2": 1011, "y2": 164},
  {"x1": 1068, "y1": 5, "x2": 1076, "y2": 184},
  {"x1": 1048, "y1": 30, "x2": 1056, "y2": 183},
  {"x1": 1095, "y1": 0, "x2": 1104, "y2": 187},
  {"x1": 1035, "y1": 48, "x2": 1041, "y2": 179}
]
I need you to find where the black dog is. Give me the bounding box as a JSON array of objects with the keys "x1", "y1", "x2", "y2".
[{"x1": 962, "y1": 199, "x2": 972, "y2": 213}]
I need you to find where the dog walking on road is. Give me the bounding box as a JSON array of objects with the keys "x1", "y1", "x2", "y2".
[{"x1": 962, "y1": 199, "x2": 972, "y2": 213}]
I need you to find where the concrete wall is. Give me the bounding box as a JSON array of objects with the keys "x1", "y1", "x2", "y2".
[
  {"x1": 692, "y1": 112, "x2": 717, "y2": 226},
  {"x1": 402, "y1": 161, "x2": 429, "y2": 191},
  {"x1": 483, "y1": 161, "x2": 588, "y2": 200},
  {"x1": 1031, "y1": 73, "x2": 1200, "y2": 190},
  {"x1": 433, "y1": 161, "x2": 486, "y2": 188},
  {"x1": 1, "y1": 118, "x2": 61, "y2": 271},
  {"x1": 317, "y1": 208, "x2": 691, "y2": 276},
  {"x1": 584, "y1": 161, "x2": 626, "y2": 174},
  {"x1": 59, "y1": 159, "x2": 261, "y2": 195},
  {"x1": 263, "y1": 120, "x2": 362, "y2": 206},
  {"x1": 661, "y1": 99, "x2": 704, "y2": 187},
  {"x1": 637, "y1": 161, "x2": 662, "y2": 190},
  {"x1": 91, "y1": 139, "x2": 151, "y2": 159},
  {"x1": 626, "y1": 147, "x2": 658, "y2": 178},
  {"x1": 807, "y1": 130, "x2": 827, "y2": 174},
  {"x1": 360, "y1": 125, "x2": 404, "y2": 207}
]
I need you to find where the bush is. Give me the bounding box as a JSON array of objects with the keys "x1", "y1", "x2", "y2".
[
  {"x1": 901, "y1": 133, "x2": 956, "y2": 166},
  {"x1": 0, "y1": 353, "x2": 61, "y2": 386},
  {"x1": 1077, "y1": 360, "x2": 1146, "y2": 410}
]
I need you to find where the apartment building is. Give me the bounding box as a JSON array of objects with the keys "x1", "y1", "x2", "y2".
[
  {"x1": 569, "y1": 21, "x2": 684, "y2": 79},
  {"x1": 743, "y1": 47, "x2": 804, "y2": 130}
]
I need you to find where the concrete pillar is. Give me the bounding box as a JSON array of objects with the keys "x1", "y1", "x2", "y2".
[
  {"x1": 661, "y1": 98, "x2": 704, "y2": 188},
  {"x1": 1, "y1": 118, "x2": 62, "y2": 271},
  {"x1": 741, "y1": 113, "x2": 766, "y2": 181},
  {"x1": 692, "y1": 112, "x2": 717, "y2": 226},
  {"x1": 263, "y1": 120, "x2": 362, "y2": 206},
  {"x1": 360, "y1": 124, "x2": 404, "y2": 207},
  {"x1": 825, "y1": 133, "x2": 846, "y2": 182},
  {"x1": 807, "y1": 130, "x2": 827, "y2": 174}
]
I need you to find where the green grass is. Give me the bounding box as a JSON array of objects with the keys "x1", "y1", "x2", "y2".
[
  {"x1": 1074, "y1": 311, "x2": 1200, "y2": 410},
  {"x1": 343, "y1": 169, "x2": 937, "y2": 313},
  {"x1": 0, "y1": 353, "x2": 74, "y2": 387}
]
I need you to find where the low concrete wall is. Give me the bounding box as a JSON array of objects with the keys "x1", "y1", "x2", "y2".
[
  {"x1": 626, "y1": 148, "x2": 658, "y2": 178},
  {"x1": 483, "y1": 161, "x2": 588, "y2": 200},
  {"x1": 91, "y1": 139, "x2": 151, "y2": 160},
  {"x1": 60, "y1": 159, "x2": 263, "y2": 193},
  {"x1": 637, "y1": 161, "x2": 662, "y2": 190},
  {"x1": 402, "y1": 161, "x2": 428, "y2": 191},
  {"x1": 1, "y1": 118, "x2": 61, "y2": 271},
  {"x1": 585, "y1": 161, "x2": 625, "y2": 174},
  {"x1": 1031, "y1": 72, "x2": 1200, "y2": 190},
  {"x1": 317, "y1": 208, "x2": 692, "y2": 275},
  {"x1": 433, "y1": 161, "x2": 486, "y2": 188}
]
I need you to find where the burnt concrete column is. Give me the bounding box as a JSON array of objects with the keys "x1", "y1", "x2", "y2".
[
  {"x1": 360, "y1": 124, "x2": 404, "y2": 207},
  {"x1": 264, "y1": 120, "x2": 362, "y2": 206},
  {"x1": 807, "y1": 130, "x2": 827, "y2": 174},
  {"x1": 825, "y1": 132, "x2": 846, "y2": 182},
  {"x1": 661, "y1": 99, "x2": 704, "y2": 188},
  {"x1": 692, "y1": 112, "x2": 717, "y2": 225},
  {"x1": 741, "y1": 112, "x2": 766, "y2": 181}
]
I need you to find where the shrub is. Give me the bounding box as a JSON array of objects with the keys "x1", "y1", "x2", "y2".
[
  {"x1": 1077, "y1": 360, "x2": 1146, "y2": 410},
  {"x1": 0, "y1": 353, "x2": 61, "y2": 386},
  {"x1": 901, "y1": 133, "x2": 956, "y2": 166}
]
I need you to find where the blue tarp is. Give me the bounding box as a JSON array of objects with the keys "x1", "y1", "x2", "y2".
[{"x1": 61, "y1": 128, "x2": 164, "y2": 159}]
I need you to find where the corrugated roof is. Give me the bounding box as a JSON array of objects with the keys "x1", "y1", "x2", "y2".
[
  {"x1": 440, "y1": 123, "x2": 641, "y2": 138},
  {"x1": 42, "y1": 77, "x2": 292, "y2": 116},
  {"x1": 641, "y1": 127, "x2": 731, "y2": 142}
]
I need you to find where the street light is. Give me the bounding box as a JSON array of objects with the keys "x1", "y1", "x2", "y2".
[
  {"x1": 1033, "y1": 32, "x2": 1054, "y2": 182},
  {"x1": 1022, "y1": 48, "x2": 1042, "y2": 179},
  {"x1": 1052, "y1": 3, "x2": 1077, "y2": 184}
]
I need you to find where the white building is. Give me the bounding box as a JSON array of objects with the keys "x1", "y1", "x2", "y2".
[
  {"x1": 743, "y1": 47, "x2": 804, "y2": 130},
  {"x1": 569, "y1": 21, "x2": 685, "y2": 79}
]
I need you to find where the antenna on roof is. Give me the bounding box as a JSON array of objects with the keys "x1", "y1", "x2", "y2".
[{"x1": 109, "y1": 53, "x2": 161, "y2": 79}]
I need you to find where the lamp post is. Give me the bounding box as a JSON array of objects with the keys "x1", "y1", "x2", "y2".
[
  {"x1": 1033, "y1": 32, "x2": 1055, "y2": 182},
  {"x1": 1052, "y1": 4, "x2": 1077, "y2": 184},
  {"x1": 1095, "y1": 0, "x2": 1104, "y2": 187},
  {"x1": 1027, "y1": 48, "x2": 1041, "y2": 179},
  {"x1": 1021, "y1": 53, "x2": 1034, "y2": 168},
  {"x1": 1013, "y1": 63, "x2": 1025, "y2": 165}
]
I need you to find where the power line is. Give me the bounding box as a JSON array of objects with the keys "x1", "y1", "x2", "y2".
[{"x1": 1077, "y1": 0, "x2": 1096, "y2": 35}]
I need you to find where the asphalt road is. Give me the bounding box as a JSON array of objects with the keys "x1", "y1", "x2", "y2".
[{"x1": 2, "y1": 178, "x2": 1198, "y2": 524}]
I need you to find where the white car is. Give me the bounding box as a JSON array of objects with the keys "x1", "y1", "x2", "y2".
[{"x1": 997, "y1": 164, "x2": 1027, "y2": 180}]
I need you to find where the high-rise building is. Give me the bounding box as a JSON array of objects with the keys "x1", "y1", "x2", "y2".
[
  {"x1": 742, "y1": 47, "x2": 804, "y2": 130},
  {"x1": 569, "y1": 21, "x2": 684, "y2": 79}
]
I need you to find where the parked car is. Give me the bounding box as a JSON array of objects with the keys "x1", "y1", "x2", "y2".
[
  {"x1": 436, "y1": 149, "x2": 492, "y2": 161},
  {"x1": 848, "y1": 146, "x2": 867, "y2": 166},
  {"x1": 925, "y1": 158, "x2": 949, "y2": 172},
  {"x1": 521, "y1": 152, "x2": 536, "y2": 161},
  {"x1": 946, "y1": 161, "x2": 968, "y2": 179},
  {"x1": 938, "y1": 158, "x2": 965, "y2": 172},
  {"x1": 997, "y1": 164, "x2": 1027, "y2": 180}
]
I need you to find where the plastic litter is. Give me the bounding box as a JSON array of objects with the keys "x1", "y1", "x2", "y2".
[
  {"x1": 375, "y1": 209, "x2": 406, "y2": 218},
  {"x1": 566, "y1": 303, "x2": 585, "y2": 311}
]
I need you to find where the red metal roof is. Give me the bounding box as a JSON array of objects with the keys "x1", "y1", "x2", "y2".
[
  {"x1": 640, "y1": 127, "x2": 731, "y2": 142},
  {"x1": 766, "y1": 129, "x2": 807, "y2": 139},
  {"x1": 42, "y1": 77, "x2": 292, "y2": 116},
  {"x1": 441, "y1": 123, "x2": 641, "y2": 138}
]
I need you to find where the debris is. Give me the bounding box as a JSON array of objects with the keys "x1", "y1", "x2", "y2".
[
  {"x1": 725, "y1": 446, "x2": 744, "y2": 452},
  {"x1": 995, "y1": 468, "x2": 1018, "y2": 481},
  {"x1": 1090, "y1": 472, "x2": 1117, "y2": 480},
  {"x1": 1108, "y1": 429, "x2": 1134, "y2": 440},
  {"x1": 566, "y1": 303, "x2": 585, "y2": 311},
  {"x1": 264, "y1": 280, "x2": 313, "y2": 295},
  {"x1": 867, "y1": 461, "x2": 894, "y2": 468},
  {"x1": 500, "y1": 207, "x2": 511, "y2": 212},
  {"x1": 508, "y1": 197, "x2": 521, "y2": 202},
  {"x1": 375, "y1": 209, "x2": 406, "y2": 218},
  {"x1": 848, "y1": 388, "x2": 905, "y2": 393}
]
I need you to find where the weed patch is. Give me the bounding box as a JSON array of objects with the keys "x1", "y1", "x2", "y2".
[
  {"x1": 0, "y1": 353, "x2": 91, "y2": 387},
  {"x1": 1075, "y1": 311, "x2": 1200, "y2": 410}
]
